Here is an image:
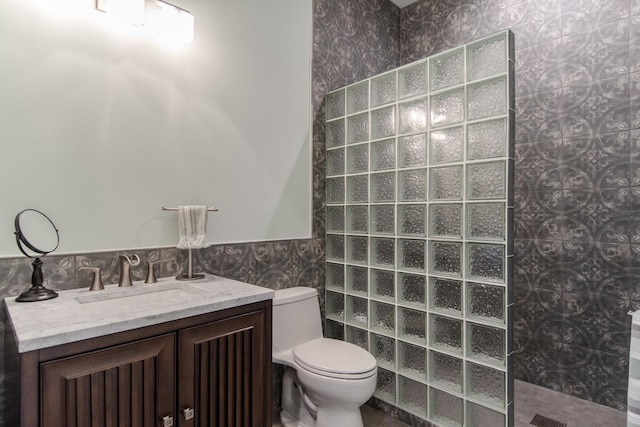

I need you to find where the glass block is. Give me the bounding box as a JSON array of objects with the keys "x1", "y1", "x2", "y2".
[
  {"x1": 346, "y1": 295, "x2": 368, "y2": 327},
  {"x1": 325, "y1": 262, "x2": 344, "y2": 292},
  {"x1": 371, "y1": 333, "x2": 395, "y2": 369},
  {"x1": 346, "y1": 325, "x2": 368, "y2": 350},
  {"x1": 371, "y1": 205, "x2": 395, "y2": 235},
  {"x1": 398, "y1": 307, "x2": 426, "y2": 344},
  {"x1": 466, "y1": 161, "x2": 506, "y2": 200},
  {"x1": 467, "y1": 118, "x2": 507, "y2": 160},
  {"x1": 467, "y1": 243, "x2": 505, "y2": 282},
  {"x1": 430, "y1": 47, "x2": 464, "y2": 91},
  {"x1": 430, "y1": 241, "x2": 462, "y2": 277},
  {"x1": 326, "y1": 177, "x2": 344, "y2": 204},
  {"x1": 431, "y1": 87, "x2": 464, "y2": 128},
  {"x1": 326, "y1": 206, "x2": 345, "y2": 233},
  {"x1": 398, "y1": 134, "x2": 427, "y2": 168},
  {"x1": 431, "y1": 388, "x2": 464, "y2": 427},
  {"x1": 467, "y1": 362, "x2": 506, "y2": 408},
  {"x1": 468, "y1": 282, "x2": 505, "y2": 324},
  {"x1": 398, "y1": 273, "x2": 426, "y2": 308},
  {"x1": 467, "y1": 77, "x2": 507, "y2": 121},
  {"x1": 346, "y1": 143, "x2": 368, "y2": 174},
  {"x1": 467, "y1": 203, "x2": 505, "y2": 240},
  {"x1": 467, "y1": 33, "x2": 508, "y2": 82},
  {"x1": 347, "y1": 112, "x2": 369, "y2": 144},
  {"x1": 429, "y1": 204, "x2": 462, "y2": 238},
  {"x1": 326, "y1": 119, "x2": 345, "y2": 148},
  {"x1": 398, "y1": 341, "x2": 427, "y2": 380},
  {"x1": 325, "y1": 235, "x2": 344, "y2": 261},
  {"x1": 371, "y1": 71, "x2": 396, "y2": 107},
  {"x1": 372, "y1": 237, "x2": 395, "y2": 268},
  {"x1": 326, "y1": 90, "x2": 345, "y2": 120},
  {"x1": 371, "y1": 172, "x2": 396, "y2": 203},
  {"x1": 399, "y1": 376, "x2": 427, "y2": 417},
  {"x1": 430, "y1": 126, "x2": 464, "y2": 164},
  {"x1": 371, "y1": 269, "x2": 395, "y2": 302},
  {"x1": 346, "y1": 175, "x2": 368, "y2": 203},
  {"x1": 398, "y1": 61, "x2": 428, "y2": 99},
  {"x1": 430, "y1": 277, "x2": 463, "y2": 315},
  {"x1": 325, "y1": 319, "x2": 344, "y2": 340},
  {"x1": 430, "y1": 166, "x2": 463, "y2": 200},
  {"x1": 346, "y1": 205, "x2": 368, "y2": 234},
  {"x1": 467, "y1": 323, "x2": 506, "y2": 366},
  {"x1": 326, "y1": 148, "x2": 344, "y2": 176},
  {"x1": 399, "y1": 169, "x2": 427, "y2": 201},
  {"x1": 430, "y1": 314, "x2": 463, "y2": 355},
  {"x1": 346, "y1": 236, "x2": 368, "y2": 265},
  {"x1": 430, "y1": 350, "x2": 463, "y2": 393},
  {"x1": 371, "y1": 139, "x2": 395, "y2": 171},
  {"x1": 374, "y1": 368, "x2": 396, "y2": 403},
  {"x1": 371, "y1": 106, "x2": 396, "y2": 140},
  {"x1": 371, "y1": 301, "x2": 395, "y2": 334},
  {"x1": 325, "y1": 291, "x2": 345, "y2": 321},
  {"x1": 398, "y1": 239, "x2": 426, "y2": 272},
  {"x1": 398, "y1": 204, "x2": 426, "y2": 236},
  {"x1": 346, "y1": 81, "x2": 369, "y2": 114},
  {"x1": 346, "y1": 265, "x2": 368, "y2": 296},
  {"x1": 467, "y1": 402, "x2": 505, "y2": 427},
  {"x1": 399, "y1": 98, "x2": 428, "y2": 135}
]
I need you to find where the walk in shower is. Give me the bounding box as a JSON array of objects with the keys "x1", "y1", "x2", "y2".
[{"x1": 324, "y1": 31, "x2": 514, "y2": 426}]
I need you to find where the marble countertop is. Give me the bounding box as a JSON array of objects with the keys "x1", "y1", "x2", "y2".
[{"x1": 5, "y1": 274, "x2": 274, "y2": 353}]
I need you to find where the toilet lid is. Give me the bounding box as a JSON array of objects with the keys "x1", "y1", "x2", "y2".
[{"x1": 293, "y1": 338, "x2": 377, "y2": 379}]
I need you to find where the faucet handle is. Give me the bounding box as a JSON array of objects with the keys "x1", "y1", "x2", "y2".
[
  {"x1": 120, "y1": 254, "x2": 141, "y2": 266},
  {"x1": 118, "y1": 254, "x2": 141, "y2": 287},
  {"x1": 78, "y1": 267, "x2": 104, "y2": 291},
  {"x1": 145, "y1": 261, "x2": 161, "y2": 284}
]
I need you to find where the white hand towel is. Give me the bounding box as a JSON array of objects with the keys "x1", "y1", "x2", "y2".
[{"x1": 176, "y1": 205, "x2": 208, "y2": 249}]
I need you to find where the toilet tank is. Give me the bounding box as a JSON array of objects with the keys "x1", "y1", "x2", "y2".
[{"x1": 272, "y1": 287, "x2": 323, "y2": 357}]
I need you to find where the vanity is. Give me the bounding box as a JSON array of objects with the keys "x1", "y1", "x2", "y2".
[{"x1": 4, "y1": 274, "x2": 274, "y2": 427}]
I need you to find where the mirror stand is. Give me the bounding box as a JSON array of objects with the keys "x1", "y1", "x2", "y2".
[{"x1": 16, "y1": 258, "x2": 58, "y2": 302}]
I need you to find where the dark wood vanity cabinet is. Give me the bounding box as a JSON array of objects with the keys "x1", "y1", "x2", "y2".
[
  {"x1": 7, "y1": 301, "x2": 272, "y2": 427},
  {"x1": 40, "y1": 334, "x2": 176, "y2": 427}
]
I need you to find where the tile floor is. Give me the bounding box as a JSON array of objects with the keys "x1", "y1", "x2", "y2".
[
  {"x1": 513, "y1": 380, "x2": 626, "y2": 427},
  {"x1": 273, "y1": 380, "x2": 628, "y2": 426}
]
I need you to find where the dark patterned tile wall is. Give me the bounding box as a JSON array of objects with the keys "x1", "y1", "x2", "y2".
[
  {"x1": 395, "y1": 0, "x2": 640, "y2": 412},
  {"x1": 312, "y1": 0, "x2": 400, "y2": 238}
]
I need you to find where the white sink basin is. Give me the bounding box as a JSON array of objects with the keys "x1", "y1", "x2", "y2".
[{"x1": 74, "y1": 282, "x2": 200, "y2": 306}]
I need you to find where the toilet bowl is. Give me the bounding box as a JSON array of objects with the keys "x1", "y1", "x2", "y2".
[{"x1": 272, "y1": 287, "x2": 378, "y2": 427}]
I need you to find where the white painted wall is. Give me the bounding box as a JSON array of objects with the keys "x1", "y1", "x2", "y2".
[{"x1": 0, "y1": 0, "x2": 312, "y2": 256}]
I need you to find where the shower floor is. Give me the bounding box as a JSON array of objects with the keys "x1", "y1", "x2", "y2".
[
  {"x1": 272, "y1": 380, "x2": 627, "y2": 426},
  {"x1": 514, "y1": 380, "x2": 625, "y2": 427}
]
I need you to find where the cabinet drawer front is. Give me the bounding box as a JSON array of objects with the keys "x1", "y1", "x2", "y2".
[
  {"x1": 40, "y1": 334, "x2": 175, "y2": 427},
  {"x1": 179, "y1": 311, "x2": 266, "y2": 427}
]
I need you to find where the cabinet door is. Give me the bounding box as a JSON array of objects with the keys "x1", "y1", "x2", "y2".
[
  {"x1": 178, "y1": 311, "x2": 267, "y2": 427},
  {"x1": 40, "y1": 334, "x2": 175, "y2": 427}
]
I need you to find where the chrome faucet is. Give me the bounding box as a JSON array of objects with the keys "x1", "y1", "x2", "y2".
[{"x1": 118, "y1": 254, "x2": 140, "y2": 287}]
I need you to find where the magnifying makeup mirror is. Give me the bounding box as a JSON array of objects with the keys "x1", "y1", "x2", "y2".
[{"x1": 14, "y1": 209, "x2": 59, "y2": 302}]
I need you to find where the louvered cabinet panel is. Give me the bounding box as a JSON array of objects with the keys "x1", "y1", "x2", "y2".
[
  {"x1": 40, "y1": 334, "x2": 175, "y2": 427},
  {"x1": 178, "y1": 311, "x2": 266, "y2": 427}
]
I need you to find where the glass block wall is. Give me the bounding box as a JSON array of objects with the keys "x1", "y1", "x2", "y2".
[{"x1": 324, "y1": 31, "x2": 515, "y2": 426}]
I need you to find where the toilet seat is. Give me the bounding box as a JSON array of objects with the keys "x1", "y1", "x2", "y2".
[{"x1": 293, "y1": 338, "x2": 377, "y2": 380}]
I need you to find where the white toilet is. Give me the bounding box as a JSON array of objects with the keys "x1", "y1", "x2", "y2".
[{"x1": 273, "y1": 287, "x2": 378, "y2": 427}]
